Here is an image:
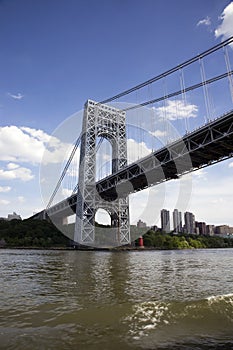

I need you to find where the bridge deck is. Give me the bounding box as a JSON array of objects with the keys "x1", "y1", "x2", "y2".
[
  {"x1": 35, "y1": 109, "x2": 233, "y2": 219},
  {"x1": 97, "y1": 109, "x2": 233, "y2": 199}
]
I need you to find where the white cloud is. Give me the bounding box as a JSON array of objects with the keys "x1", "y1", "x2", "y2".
[
  {"x1": 0, "y1": 126, "x2": 45, "y2": 163},
  {"x1": 189, "y1": 173, "x2": 233, "y2": 225},
  {"x1": 0, "y1": 164, "x2": 34, "y2": 181},
  {"x1": 215, "y1": 2, "x2": 233, "y2": 40},
  {"x1": 0, "y1": 125, "x2": 71, "y2": 165},
  {"x1": 192, "y1": 168, "x2": 207, "y2": 180},
  {"x1": 21, "y1": 127, "x2": 52, "y2": 143},
  {"x1": 197, "y1": 16, "x2": 211, "y2": 27},
  {"x1": 155, "y1": 100, "x2": 198, "y2": 121},
  {"x1": 0, "y1": 186, "x2": 11, "y2": 193},
  {"x1": 228, "y1": 161, "x2": 233, "y2": 168},
  {"x1": 128, "y1": 162, "x2": 233, "y2": 227},
  {"x1": 7, "y1": 92, "x2": 24, "y2": 100},
  {"x1": 102, "y1": 153, "x2": 111, "y2": 161},
  {"x1": 17, "y1": 196, "x2": 25, "y2": 203},
  {"x1": 211, "y1": 197, "x2": 224, "y2": 204},
  {"x1": 7, "y1": 163, "x2": 20, "y2": 170},
  {"x1": 0, "y1": 199, "x2": 10, "y2": 205},
  {"x1": 127, "y1": 138, "x2": 151, "y2": 164},
  {"x1": 149, "y1": 130, "x2": 167, "y2": 138},
  {"x1": 61, "y1": 188, "x2": 73, "y2": 197}
]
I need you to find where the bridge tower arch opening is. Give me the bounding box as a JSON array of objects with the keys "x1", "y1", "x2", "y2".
[
  {"x1": 95, "y1": 208, "x2": 111, "y2": 226},
  {"x1": 75, "y1": 100, "x2": 130, "y2": 247},
  {"x1": 95, "y1": 137, "x2": 112, "y2": 181}
]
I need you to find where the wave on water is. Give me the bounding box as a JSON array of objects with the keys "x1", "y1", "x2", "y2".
[
  {"x1": 207, "y1": 292, "x2": 233, "y2": 304},
  {"x1": 124, "y1": 293, "x2": 233, "y2": 349}
]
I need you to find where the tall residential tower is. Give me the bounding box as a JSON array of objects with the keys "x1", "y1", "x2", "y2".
[
  {"x1": 184, "y1": 211, "x2": 195, "y2": 234},
  {"x1": 161, "y1": 209, "x2": 170, "y2": 233},
  {"x1": 173, "y1": 209, "x2": 182, "y2": 233}
]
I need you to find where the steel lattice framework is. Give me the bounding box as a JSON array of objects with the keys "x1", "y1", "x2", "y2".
[
  {"x1": 38, "y1": 109, "x2": 233, "y2": 224},
  {"x1": 74, "y1": 100, "x2": 130, "y2": 246}
]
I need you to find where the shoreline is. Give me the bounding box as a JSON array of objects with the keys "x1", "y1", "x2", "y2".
[{"x1": 1, "y1": 245, "x2": 233, "y2": 252}]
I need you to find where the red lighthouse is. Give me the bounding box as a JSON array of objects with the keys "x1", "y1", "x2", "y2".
[{"x1": 139, "y1": 236, "x2": 144, "y2": 247}]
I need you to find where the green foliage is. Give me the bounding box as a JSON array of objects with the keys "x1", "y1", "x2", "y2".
[
  {"x1": 0, "y1": 219, "x2": 70, "y2": 248},
  {"x1": 1, "y1": 219, "x2": 232, "y2": 250},
  {"x1": 142, "y1": 230, "x2": 233, "y2": 250}
]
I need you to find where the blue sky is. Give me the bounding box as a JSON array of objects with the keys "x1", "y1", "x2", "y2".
[{"x1": 1, "y1": 0, "x2": 233, "y2": 228}]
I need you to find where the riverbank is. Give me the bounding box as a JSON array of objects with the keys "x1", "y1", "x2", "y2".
[{"x1": 1, "y1": 219, "x2": 232, "y2": 250}]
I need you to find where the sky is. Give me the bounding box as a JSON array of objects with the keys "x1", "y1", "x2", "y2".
[{"x1": 1, "y1": 0, "x2": 233, "y2": 229}]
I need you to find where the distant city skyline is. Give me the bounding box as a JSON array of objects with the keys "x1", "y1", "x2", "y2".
[{"x1": 159, "y1": 208, "x2": 233, "y2": 236}]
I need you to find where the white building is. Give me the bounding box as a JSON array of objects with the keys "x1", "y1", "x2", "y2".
[
  {"x1": 7, "y1": 212, "x2": 22, "y2": 221},
  {"x1": 173, "y1": 209, "x2": 182, "y2": 233},
  {"x1": 161, "y1": 209, "x2": 170, "y2": 233},
  {"x1": 184, "y1": 211, "x2": 195, "y2": 234}
]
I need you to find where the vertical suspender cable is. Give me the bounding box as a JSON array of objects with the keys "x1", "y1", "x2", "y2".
[
  {"x1": 162, "y1": 77, "x2": 168, "y2": 144},
  {"x1": 136, "y1": 89, "x2": 139, "y2": 160},
  {"x1": 139, "y1": 89, "x2": 143, "y2": 159},
  {"x1": 148, "y1": 83, "x2": 153, "y2": 152},
  {"x1": 199, "y1": 57, "x2": 211, "y2": 123},
  {"x1": 175, "y1": 94, "x2": 179, "y2": 141},
  {"x1": 179, "y1": 68, "x2": 189, "y2": 133},
  {"x1": 100, "y1": 36, "x2": 233, "y2": 105},
  {"x1": 151, "y1": 105, "x2": 155, "y2": 151},
  {"x1": 223, "y1": 45, "x2": 233, "y2": 104}
]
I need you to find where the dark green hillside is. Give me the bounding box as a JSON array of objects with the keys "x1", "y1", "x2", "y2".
[{"x1": 0, "y1": 219, "x2": 70, "y2": 248}]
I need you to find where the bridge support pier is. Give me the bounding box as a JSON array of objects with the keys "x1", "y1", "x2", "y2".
[{"x1": 74, "y1": 100, "x2": 130, "y2": 247}]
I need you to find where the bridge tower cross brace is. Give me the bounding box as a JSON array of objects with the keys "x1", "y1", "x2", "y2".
[{"x1": 75, "y1": 100, "x2": 130, "y2": 246}]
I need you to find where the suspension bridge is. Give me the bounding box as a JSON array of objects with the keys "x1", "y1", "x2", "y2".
[{"x1": 33, "y1": 36, "x2": 233, "y2": 247}]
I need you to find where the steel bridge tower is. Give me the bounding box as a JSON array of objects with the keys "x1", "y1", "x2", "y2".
[{"x1": 75, "y1": 100, "x2": 130, "y2": 247}]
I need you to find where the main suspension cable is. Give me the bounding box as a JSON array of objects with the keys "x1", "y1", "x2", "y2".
[
  {"x1": 121, "y1": 70, "x2": 233, "y2": 112},
  {"x1": 99, "y1": 36, "x2": 233, "y2": 105},
  {"x1": 46, "y1": 37, "x2": 233, "y2": 208},
  {"x1": 46, "y1": 134, "x2": 81, "y2": 209}
]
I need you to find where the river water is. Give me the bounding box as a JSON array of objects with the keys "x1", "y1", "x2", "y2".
[{"x1": 0, "y1": 248, "x2": 233, "y2": 349}]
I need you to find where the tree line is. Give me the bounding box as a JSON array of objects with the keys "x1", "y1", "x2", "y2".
[
  {"x1": 0, "y1": 219, "x2": 70, "y2": 248},
  {"x1": 0, "y1": 219, "x2": 233, "y2": 249},
  {"x1": 140, "y1": 230, "x2": 233, "y2": 249}
]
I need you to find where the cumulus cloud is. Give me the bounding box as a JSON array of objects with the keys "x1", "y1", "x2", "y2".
[
  {"x1": 7, "y1": 92, "x2": 24, "y2": 100},
  {"x1": 0, "y1": 199, "x2": 10, "y2": 205},
  {"x1": 7, "y1": 162, "x2": 19, "y2": 170},
  {"x1": 215, "y1": 2, "x2": 233, "y2": 40},
  {"x1": 0, "y1": 126, "x2": 45, "y2": 163},
  {"x1": 0, "y1": 125, "x2": 71, "y2": 165},
  {"x1": 21, "y1": 127, "x2": 52, "y2": 143},
  {"x1": 0, "y1": 163, "x2": 34, "y2": 181},
  {"x1": 149, "y1": 130, "x2": 167, "y2": 137},
  {"x1": 0, "y1": 186, "x2": 11, "y2": 193},
  {"x1": 155, "y1": 100, "x2": 198, "y2": 121},
  {"x1": 197, "y1": 16, "x2": 211, "y2": 27},
  {"x1": 127, "y1": 138, "x2": 151, "y2": 164}
]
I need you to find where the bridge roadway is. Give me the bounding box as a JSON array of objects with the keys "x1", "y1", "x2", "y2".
[{"x1": 34, "y1": 109, "x2": 233, "y2": 220}]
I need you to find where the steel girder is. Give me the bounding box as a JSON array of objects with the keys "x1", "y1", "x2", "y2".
[
  {"x1": 43, "y1": 109, "x2": 233, "y2": 222},
  {"x1": 74, "y1": 100, "x2": 130, "y2": 246},
  {"x1": 96, "y1": 109, "x2": 233, "y2": 198}
]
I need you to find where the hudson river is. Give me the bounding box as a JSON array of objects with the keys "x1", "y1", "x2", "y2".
[{"x1": 0, "y1": 248, "x2": 233, "y2": 349}]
